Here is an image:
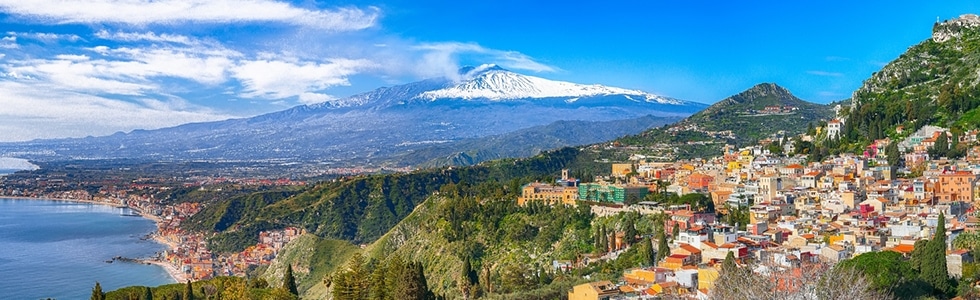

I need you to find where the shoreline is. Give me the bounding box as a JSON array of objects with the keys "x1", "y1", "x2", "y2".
[{"x1": 0, "y1": 196, "x2": 186, "y2": 283}]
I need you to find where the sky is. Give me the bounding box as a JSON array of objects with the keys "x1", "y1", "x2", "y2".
[{"x1": 0, "y1": 1, "x2": 978, "y2": 142}]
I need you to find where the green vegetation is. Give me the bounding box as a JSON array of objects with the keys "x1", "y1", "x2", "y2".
[
  {"x1": 188, "y1": 147, "x2": 598, "y2": 252},
  {"x1": 838, "y1": 251, "x2": 930, "y2": 299},
  {"x1": 844, "y1": 21, "x2": 980, "y2": 146},
  {"x1": 616, "y1": 83, "x2": 834, "y2": 160}
]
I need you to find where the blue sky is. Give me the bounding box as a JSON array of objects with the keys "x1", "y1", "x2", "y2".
[{"x1": 0, "y1": 1, "x2": 977, "y2": 141}]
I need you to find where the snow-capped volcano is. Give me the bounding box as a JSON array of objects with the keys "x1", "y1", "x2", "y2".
[
  {"x1": 0, "y1": 64, "x2": 706, "y2": 167},
  {"x1": 417, "y1": 64, "x2": 683, "y2": 104}
]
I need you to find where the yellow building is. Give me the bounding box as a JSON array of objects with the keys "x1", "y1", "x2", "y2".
[
  {"x1": 517, "y1": 182, "x2": 578, "y2": 206},
  {"x1": 698, "y1": 267, "x2": 720, "y2": 290},
  {"x1": 568, "y1": 280, "x2": 620, "y2": 300}
]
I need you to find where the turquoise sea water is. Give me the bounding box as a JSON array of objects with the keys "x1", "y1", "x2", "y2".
[{"x1": 0, "y1": 198, "x2": 176, "y2": 299}]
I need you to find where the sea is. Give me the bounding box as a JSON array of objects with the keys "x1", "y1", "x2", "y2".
[{"x1": 0, "y1": 198, "x2": 176, "y2": 299}]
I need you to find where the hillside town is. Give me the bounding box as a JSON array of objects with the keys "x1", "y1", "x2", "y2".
[{"x1": 512, "y1": 124, "x2": 980, "y2": 299}]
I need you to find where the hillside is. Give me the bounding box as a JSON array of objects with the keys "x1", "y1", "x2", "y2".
[
  {"x1": 398, "y1": 115, "x2": 681, "y2": 167},
  {"x1": 846, "y1": 14, "x2": 980, "y2": 142},
  {"x1": 183, "y1": 147, "x2": 606, "y2": 252},
  {"x1": 615, "y1": 83, "x2": 834, "y2": 159}
]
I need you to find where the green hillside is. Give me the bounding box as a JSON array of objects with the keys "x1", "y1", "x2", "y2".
[
  {"x1": 845, "y1": 15, "x2": 980, "y2": 142},
  {"x1": 616, "y1": 83, "x2": 834, "y2": 159}
]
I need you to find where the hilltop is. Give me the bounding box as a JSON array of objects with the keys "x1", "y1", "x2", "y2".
[
  {"x1": 845, "y1": 14, "x2": 980, "y2": 143},
  {"x1": 615, "y1": 83, "x2": 835, "y2": 160}
]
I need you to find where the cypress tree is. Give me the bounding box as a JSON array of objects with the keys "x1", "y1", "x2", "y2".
[
  {"x1": 183, "y1": 280, "x2": 194, "y2": 300},
  {"x1": 600, "y1": 225, "x2": 608, "y2": 253},
  {"x1": 593, "y1": 227, "x2": 600, "y2": 252},
  {"x1": 283, "y1": 265, "x2": 299, "y2": 296},
  {"x1": 640, "y1": 237, "x2": 655, "y2": 266},
  {"x1": 922, "y1": 212, "x2": 953, "y2": 295},
  {"x1": 671, "y1": 223, "x2": 680, "y2": 241},
  {"x1": 656, "y1": 229, "x2": 670, "y2": 262},
  {"x1": 722, "y1": 251, "x2": 737, "y2": 274},
  {"x1": 91, "y1": 282, "x2": 105, "y2": 300},
  {"x1": 623, "y1": 217, "x2": 638, "y2": 245},
  {"x1": 143, "y1": 286, "x2": 153, "y2": 300}
]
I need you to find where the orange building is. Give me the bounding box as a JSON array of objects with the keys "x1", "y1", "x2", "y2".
[
  {"x1": 688, "y1": 173, "x2": 713, "y2": 190},
  {"x1": 517, "y1": 182, "x2": 578, "y2": 206},
  {"x1": 937, "y1": 171, "x2": 977, "y2": 203}
]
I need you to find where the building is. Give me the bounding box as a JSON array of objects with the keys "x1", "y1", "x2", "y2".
[
  {"x1": 827, "y1": 119, "x2": 842, "y2": 139},
  {"x1": 568, "y1": 281, "x2": 620, "y2": 300},
  {"x1": 517, "y1": 182, "x2": 579, "y2": 206},
  {"x1": 937, "y1": 171, "x2": 977, "y2": 203},
  {"x1": 578, "y1": 182, "x2": 649, "y2": 204}
]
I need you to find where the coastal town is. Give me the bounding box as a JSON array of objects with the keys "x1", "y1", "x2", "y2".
[
  {"x1": 2, "y1": 118, "x2": 980, "y2": 299},
  {"x1": 543, "y1": 122, "x2": 980, "y2": 299}
]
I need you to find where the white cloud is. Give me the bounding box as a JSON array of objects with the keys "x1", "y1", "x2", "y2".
[
  {"x1": 95, "y1": 30, "x2": 196, "y2": 45},
  {"x1": 410, "y1": 42, "x2": 557, "y2": 80},
  {"x1": 298, "y1": 92, "x2": 337, "y2": 105},
  {"x1": 10, "y1": 32, "x2": 81, "y2": 42},
  {"x1": 0, "y1": 0, "x2": 379, "y2": 30},
  {"x1": 231, "y1": 58, "x2": 374, "y2": 99},
  {"x1": 0, "y1": 81, "x2": 231, "y2": 141}
]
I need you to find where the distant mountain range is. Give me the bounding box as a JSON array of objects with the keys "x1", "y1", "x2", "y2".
[{"x1": 0, "y1": 65, "x2": 704, "y2": 167}]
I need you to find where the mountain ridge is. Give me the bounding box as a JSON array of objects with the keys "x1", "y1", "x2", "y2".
[{"x1": 0, "y1": 66, "x2": 704, "y2": 168}]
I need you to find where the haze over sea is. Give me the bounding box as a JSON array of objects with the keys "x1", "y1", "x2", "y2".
[{"x1": 0, "y1": 199, "x2": 175, "y2": 299}]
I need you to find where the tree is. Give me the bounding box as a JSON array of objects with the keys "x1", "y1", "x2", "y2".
[
  {"x1": 838, "y1": 251, "x2": 930, "y2": 298},
  {"x1": 623, "y1": 216, "x2": 638, "y2": 245},
  {"x1": 722, "y1": 251, "x2": 736, "y2": 274},
  {"x1": 183, "y1": 280, "x2": 194, "y2": 300},
  {"x1": 333, "y1": 253, "x2": 369, "y2": 300},
  {"x1": 143, "y1": 287, "x2": 153, "y2": 300},
  {"x1": 671, "y1": 223, "x2": 680, "y2": 241},
  {"x1": 283, "y1": 265, "x2": 298, "y2": 296},
  {"x1": 885, "y1": 141, "x2": 901, "y2": 167},
  {"x1": 656, "y1": 229, "x2": 670, "y2": 262},
  {"x1": 931, "y1": 132, "x2": 950, "y2": 158},
  {"x1": 922, "y1": 212, "x2": 954, "y2": 296},
  {"x1": 395, "y1": 262, "x2": 433, "y2": 300},
  {"x1": 459, "y1": 258, "x2": 480, "y2": 299},
  {"x1": 599, "y1": 225, "x2": 609, "y2": 253},
  {"x1": 638, "y1": 237, "x2": 655, "y2": 266},
  {"x1": 91, "y1": 282, "x2": 105, "y2": 300},
  {"x1": 220, "y1": 279, "x2": 250, "y2": 300},
  {"x1": 710, "y1": 260, "x2": 889, "y2": 300}
]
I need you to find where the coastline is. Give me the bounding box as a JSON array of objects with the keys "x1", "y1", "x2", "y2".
[{"x1": 0, "y1": 196, "x2": 186, "y2": 283}]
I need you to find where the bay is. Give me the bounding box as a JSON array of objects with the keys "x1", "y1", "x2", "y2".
[{"x1": 0, "y1": 198, "x2": 176, "y2": 299}]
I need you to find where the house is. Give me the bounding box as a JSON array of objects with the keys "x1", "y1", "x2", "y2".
[
  {"x1": 947, "y1": 249, "x2": 974, "y2": 278},
  {"x1": 568, "y1": 280, "x2": 620, "y2": 300},
  {"x1": 820, "y1": 244, "x2": 849, "y2": 263}
]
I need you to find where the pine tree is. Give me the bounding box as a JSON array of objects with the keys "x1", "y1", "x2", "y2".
[
  {"x1": 143, "y1": 287, "x2": 153, "y2": 300},
  {"x1": 91, "y1": 282, "x2": 105, "y2": 300},
  {"x1": 333, "y1": 253, "x2": 369, "y2": 300},
  {"x1": 283, "y1": 265, "x2": 298, "y2": 296},
  {"x1": 369, "y1": 260, "x2": 389, "y2": 300},
  {"x1": 396, "y1": 262, "x2": 432, "y2": 300},
  {"x1": 183, "y1": 280, "x2": 194, "y2": 300}
]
